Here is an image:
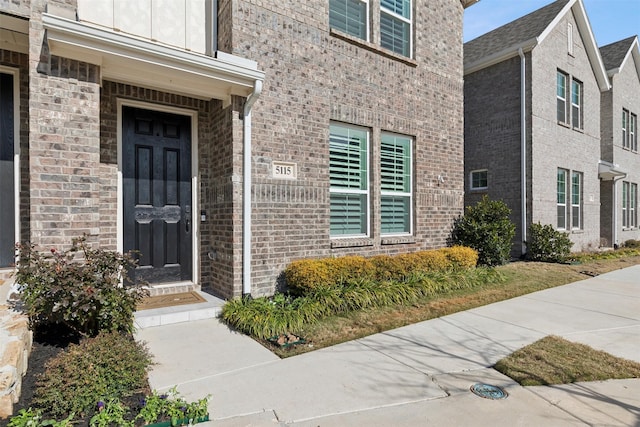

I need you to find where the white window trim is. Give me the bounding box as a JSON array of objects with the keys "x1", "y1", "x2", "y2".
[
  {"x1": 329, "y1": 122, "x2": 371, "y2": 239},
  {"x1": 116, "y1": 98, "x2": 200, "y2": 287},
  {"x1": 470, "y1": 169, "x2": 488, "y2": 191},
  {"x1": 0, "y1": 66, "x2": 20, "y2": 271},
  {"x1": 380, "y1": 132, "x2": 413, "y2": 236},
  {"x1": 622, "y1": 109, "x2": 629, "y2": 149},
  {"x1": 622, "y1": 181, "x2": 638, "y2": 229},
  {"x1": 380, "y1": 0, "x2": 413, "y2": 58},
  {"x1": 557, "y1": 70, "x2": 568, "y2": 124},
  {"x1": 571, "y1": 78, "x2": 582, "y2": 130},
  {"x1": 631, "y1": 113, "x2": 637, "y2": 152},
  {"x1": 330, "y1": 0, "x2": 370, "y2": 42}
]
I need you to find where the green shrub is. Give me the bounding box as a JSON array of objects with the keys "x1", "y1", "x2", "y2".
[
  {"x1": 526, "y1": 223, "x2": 573, "y2": 263},
  {"x1": 284, "y1": 247, "x2": 479, "y2": 295},
  {"x1": 449, "y1": 196, "x2": 515, "y2": 266},
  {"x1": 624, "y1": 239, "x2": 640, "y2": 249},
  {"x1": 33, "y1": 331, "x2": 153, "y2": 418},
  {"x1": 14, "y1": 236, "x2": 148, "y2": 337}
]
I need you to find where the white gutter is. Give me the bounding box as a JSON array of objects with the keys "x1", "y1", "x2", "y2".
[
  {"x1": 518, "y1": 48, "x2": 527, "y2": 256},
  {"x1": 242, "y1": 80, "x2": 263, "y2": 295}
]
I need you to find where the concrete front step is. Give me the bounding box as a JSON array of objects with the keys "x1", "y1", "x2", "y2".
[{"x1": 134, "y1": 291, "x2": 225, "y2": 329}]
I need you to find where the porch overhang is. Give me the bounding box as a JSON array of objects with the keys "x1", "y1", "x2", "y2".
[
  {"x1": 598, "y1": 161, "x2": 627, "y2": 181},
  {"x1": 42, "y1": 13, "x2": 265, "y2": 104}
]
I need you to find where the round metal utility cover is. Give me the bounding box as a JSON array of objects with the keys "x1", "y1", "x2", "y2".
[{"x1": 470, "y1": 383, "x2": 508, "y2": 400}]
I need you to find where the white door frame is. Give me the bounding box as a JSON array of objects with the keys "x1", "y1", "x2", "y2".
[{"x1": 116, "y1": 98, "x2": 200, "y2": 286}]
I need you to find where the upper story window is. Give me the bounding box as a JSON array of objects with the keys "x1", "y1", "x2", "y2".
[
  {"x1": 329, "y1": 123, "x2": 370, "y2": 237},
  {"x1": 380, "y1": 0, "x2": 412, "y2": 57},
  {"x1": 329, "y1": 0, "x2": 413, "y2": 58},
  {"x1": 470, "y1": 169, "x2": 488, "y2": 190},
  {"x1": 556, "y1": 70, "x2": 583, "y2": 130},
  {"x1": 557, "y1": 71, "x2": 568, "y2": 124},
  {"x1": 329, "y1": 0, "x2": 369, "y2": 41},
  {"x1": 571, "y1": 78, "x2": 582, "y2": 130},
  {"x1": 623, "y1": 109, "x2": 638, "y2": 152},
  {"x1": 380, "y1": 133, "x2": 413, "y2": 235},
  {"x1": 567, "y1": 22, "x2": 574, "y2": 56}
]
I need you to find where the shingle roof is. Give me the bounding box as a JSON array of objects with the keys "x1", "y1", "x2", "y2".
[
  {"x1": 464, "y1": 0, "x2": 571, "y2": 67},
  {"x1": 599, "y1": 36, "x2": 636, "y2": 71}
]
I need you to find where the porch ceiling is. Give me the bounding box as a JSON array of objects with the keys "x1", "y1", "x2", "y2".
[{"x1": 42, "y1": 14, "x2": 265, "y2": 103}]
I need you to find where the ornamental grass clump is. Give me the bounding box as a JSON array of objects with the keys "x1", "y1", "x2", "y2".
[{"x1": 14, "y1": 236, "x2": 148, "y2": 337}]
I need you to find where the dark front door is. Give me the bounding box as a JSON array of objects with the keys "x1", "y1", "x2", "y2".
[
  {"x1": 0, "y1": 73, "x2": 15, "y2": 268},
  {"x1": 122, "y1": 106, "x2": 192, "y2": 283}
]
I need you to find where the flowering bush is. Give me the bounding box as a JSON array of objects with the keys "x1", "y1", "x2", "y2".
[{"x1": 14, "y1": 236, "x2": 148, "y2": 336}]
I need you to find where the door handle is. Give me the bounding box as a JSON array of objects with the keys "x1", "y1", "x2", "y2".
[{"x1": 185, "y1": 218, "x2": 190, "y2": 234}]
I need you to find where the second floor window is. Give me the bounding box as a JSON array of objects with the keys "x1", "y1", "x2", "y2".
[
  {"x1": 571, "y1": 79, "x2": 582, "y2": 130},
  {"x1": 329, "y1": 0, "x2": 368, "y2": 41},
  {"x1": 329, "y1": 0, "x2": 412, "y2": 58},
  {"x1": 557, "y1": 71, "x2": 568, "y2": 124},
  {"x1": 557, "y1": 70, "x2": 583, "y2": 130},
  {"x1": 380, "y1": 0, "x2": 412, "y2": 57},
  {"x1": 623, "y1": 109, "x2": 638, "y2": 151}
]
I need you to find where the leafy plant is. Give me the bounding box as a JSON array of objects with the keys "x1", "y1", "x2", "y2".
[
  {"x1": 14, "y1": 236, "x2": 149, "y2": 337},
  {"x1": 526, "y1": 223, "x2": 573, "y2": 263},
  {"x1": 89, "y1": 399, "x2": 133, "y2": 427},
  {"x1": 33, "y1": 331, "x2": 152, "y2": 418},
  {"x1": 623, "y1": 239, "x2": 640, "y2": 248},
  {"x1": 7, "y1": 408, "x2": 74, "y2": 427},
  {"x1": 449, "y1": 196, "x2": 515, "y2": 266},
  {"x1": 136, "y1": 388, "x2": 210, "y2": 426}
]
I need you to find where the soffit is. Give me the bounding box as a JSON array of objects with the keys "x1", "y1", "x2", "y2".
[{"x1": 42, "y1": 14, "x2": 264, "y2": 102}]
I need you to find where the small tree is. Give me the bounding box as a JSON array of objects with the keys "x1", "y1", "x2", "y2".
[
  {"x1": 449, "y1": 196, "x2": 515, "y2": 266},
  {"x1": 14, "y1": 236, "x2": 148, "y2": 337},
  {"x1": 526, "y1": 222, "x2": 573, "y2": 263}
]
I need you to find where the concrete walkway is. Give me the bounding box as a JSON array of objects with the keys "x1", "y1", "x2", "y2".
[{"x1": 135, "y1": 265, "x2": 640, "y2": 426}]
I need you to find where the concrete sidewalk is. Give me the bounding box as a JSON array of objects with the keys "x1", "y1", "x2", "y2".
[{"x1": 135, "y1": 265, "x2": 640, "y2": 426}]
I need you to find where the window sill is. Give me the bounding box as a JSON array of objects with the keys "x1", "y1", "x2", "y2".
[
  {"x1": 558, "y1": 121, "x2": 571, "y2": 129},
  {"x1": 570, "y1": 229, "x2": 584, "y2": 234},
  {"x1": 572, "y1": 126, "x2": 584, "y2": 133},
  {"x1": 330, "y1": 28, "x2": 417, "y2": 67},
  {"x1": 381, "y1": 236, "x2": 415, "y2": 245},
  {"x1": 470, "y1": 187, "x2": 488, "y2": 192},
  {"x1": 331, "y1": 237, "x2": 374, "y2": 249}
]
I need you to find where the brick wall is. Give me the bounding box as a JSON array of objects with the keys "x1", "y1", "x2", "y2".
[
  {"x1": 226, "y1": 0, "x2": 466, "y2": 295},
  {"x1": 28, "y1": 0, "x2": 104, "y2": 248},
  {"x1": 530, "y1": 11, "x2": 603, "y2": 252},
  {"x1": 464, "y1": 55, "x2": 529, "y2": 256},
  {"x1": 610, "y1": 50, "x2": 640, "y2": 245}
]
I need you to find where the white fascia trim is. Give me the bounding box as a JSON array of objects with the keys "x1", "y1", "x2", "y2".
[
  {"x1": 42, "y1": 13, "x2": 265, "y2": 100},
  {"x1": 537, "y1": 0, "x2": 609, "y2": 91},
  {"x1": 606, "y1": 38, "x2": 640, "y2": 80},
  {"x1": 464, "y1": 38, "x2": 537, "y2": 75}
]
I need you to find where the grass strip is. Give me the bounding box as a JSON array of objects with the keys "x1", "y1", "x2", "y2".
[{"x1": 494, "y1": 336, "x2": 640, "y2": 386}]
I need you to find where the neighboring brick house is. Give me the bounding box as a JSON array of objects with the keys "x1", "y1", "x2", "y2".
[
  {"x1": 464, "y1": 0, "x2": 615, "y2": 256},
  {"x1": 599, "y1": 36, "x2": 640, "y2": 247},
  {"x1": 0, "y1": 0, "x2": 476, "y2": 298}
]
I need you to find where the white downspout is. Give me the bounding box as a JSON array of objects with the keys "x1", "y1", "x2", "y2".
[
  {"x1": 518, "y1": 48, "x2": 527, "y2": 256},
  {"x1": 242, "y1": 80, "x2": 263, "y2": 295},
  {"x1": 612, "y1": 175, "x2": 625, "y2": 248}
]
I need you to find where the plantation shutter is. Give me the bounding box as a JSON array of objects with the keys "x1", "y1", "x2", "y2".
[
  {"x1": 329, "y1": 0, "x2": 367, "y2": 39},
  {"x1": 330, "y1": 124, "x2": 368, "y2": 236},
  {"x1": 380, "y1": 0, "x2": 411, "y2": 56},
  {"x1": 380, "y1": 134, "x2": 411, "y2": 234}
]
